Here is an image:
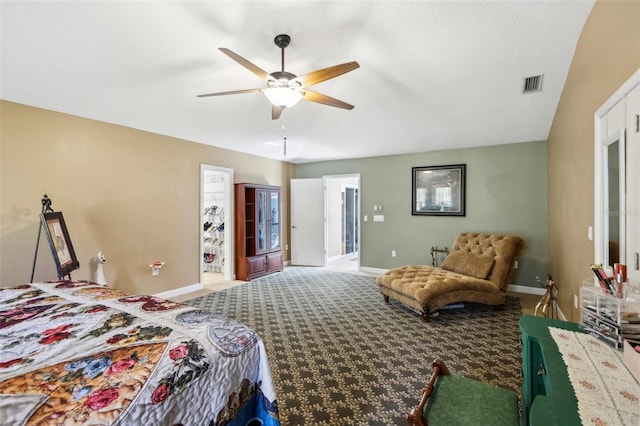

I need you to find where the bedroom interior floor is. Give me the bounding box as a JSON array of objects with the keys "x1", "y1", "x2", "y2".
[{"x1": 172, "y1": 266, "x2": 542, "y2": 316}]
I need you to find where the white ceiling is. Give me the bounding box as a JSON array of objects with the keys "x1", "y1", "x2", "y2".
[{"x1": 1, "y1": 1, "x2": 595, "y2": 164}]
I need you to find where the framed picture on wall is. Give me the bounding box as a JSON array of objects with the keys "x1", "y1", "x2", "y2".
[
  {"x1": 41, "y1": 211, "x2": 80, "y2": 278},
  {"x1": 412, "y1": 164, "x2": 466, "y2": 216}
]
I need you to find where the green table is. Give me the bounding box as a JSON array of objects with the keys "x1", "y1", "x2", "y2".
[{"x1": 519, "y1": 315, "x2": 583, "y2": 426}]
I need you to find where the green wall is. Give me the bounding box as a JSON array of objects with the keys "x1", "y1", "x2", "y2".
[{"x1": 294, "y1": 140, "x2": 547, "y2": 288}]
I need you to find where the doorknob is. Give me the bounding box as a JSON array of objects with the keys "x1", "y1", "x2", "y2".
[{"x1": 291, "y1": 225, "x2": 297, "y2": 229}]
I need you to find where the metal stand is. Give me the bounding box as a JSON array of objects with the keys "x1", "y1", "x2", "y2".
[
  {"x1": 30, "y1": 194, "x2": 71, "y2": 282},
  {"x1": 430, "y1": 246, "x2": 449, "y2": 267},
  {"x1": 534, "y1": 275, "x2": 559, "y2": 319}
]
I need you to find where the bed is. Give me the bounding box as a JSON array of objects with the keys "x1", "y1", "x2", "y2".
[{"x1": 0, "y1": 280, "x2": 280, "y2": 426}]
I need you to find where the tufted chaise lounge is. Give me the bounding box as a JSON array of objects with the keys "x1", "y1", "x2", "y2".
[{"x1": 376, "y1": 232, "x2": 525, "y2": 321}]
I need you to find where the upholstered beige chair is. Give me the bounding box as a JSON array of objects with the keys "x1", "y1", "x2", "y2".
[{"x1": 377, "y1": 232, "x2": 525, "y2": 321}]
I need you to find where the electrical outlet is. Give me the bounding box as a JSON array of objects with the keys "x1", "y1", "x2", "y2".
[
  {"x1": 285, "y1": 244, "x2": 288, "y2": 250},
  {"x1": 574, "y1": 294, "x2": 578, "y2": 309},
  {"x1": 514, "y1": 261, "x2": 518, "y2": 269},
  {"x1": 391, "y1": 250, "x2": 396, "y2": 257}
]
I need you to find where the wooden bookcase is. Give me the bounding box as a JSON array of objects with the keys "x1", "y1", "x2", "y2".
[{"x1": 234, "y1": 183, "x2": 283, "y2": 280}]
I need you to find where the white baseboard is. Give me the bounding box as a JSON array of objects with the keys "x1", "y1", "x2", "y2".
[
  {"x1": 154, "y1": 283, "x2": 203, "y2": 300},
  {"x1": 557, "y1": 309, "x2": 567, "y2": 321},
  {"x1": 507, "y1": 284, "x2": 545, "y2": 295},
  {"x1": 360, "y1": 266, "x2": 387, "y2": 275},
  {"x1": 507, "y1": 284, "x2": 567, "y2": 320}
]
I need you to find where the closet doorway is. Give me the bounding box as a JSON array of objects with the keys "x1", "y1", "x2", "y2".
[{"x1": 200, "y1": 165, "x2": 234, "y2": 285}]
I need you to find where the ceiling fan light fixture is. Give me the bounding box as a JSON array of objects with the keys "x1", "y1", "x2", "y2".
[
  {"x1": 264, "y1": 87, "x2": 303, "y2": 108},
  {"x1": 199, "y1": 34, "x2": 358, "y2": 119}
]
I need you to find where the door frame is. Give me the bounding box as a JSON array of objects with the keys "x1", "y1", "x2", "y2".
[
  {"x1": 200, "y1": 164, "x2": 235, "y2": 283},
  {"x1": 324, "y1": 174, "x2": 360, "y2": 270},
  {"x1": 594, "y1": 68, "x2": 640, "y2": 268}
]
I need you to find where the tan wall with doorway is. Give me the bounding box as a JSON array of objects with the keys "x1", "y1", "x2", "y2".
[{"x1": 0, "y1": 101, "x2": 294, "y2": 294}]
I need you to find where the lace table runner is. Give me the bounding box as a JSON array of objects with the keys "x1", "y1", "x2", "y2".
[{"x1": 549, "y1": 327, "x2": 640, "y2": 426}]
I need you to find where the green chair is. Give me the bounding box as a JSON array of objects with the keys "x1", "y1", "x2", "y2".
[{"x1": 408, "y1": 359, "x2": 520, "y2": 426}]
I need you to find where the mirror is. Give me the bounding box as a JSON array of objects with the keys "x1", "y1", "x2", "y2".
[{"x1": 603, "y1": 130, "x2": 626, "y2": 269}]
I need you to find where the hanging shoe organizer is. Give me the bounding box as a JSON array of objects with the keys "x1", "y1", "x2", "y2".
[
  {"x1": 203, "y1": 172, "x2": 226, "y2": 274},
  {"x1": 203, "y1": 205, "x2": 225, "y2": 273}
]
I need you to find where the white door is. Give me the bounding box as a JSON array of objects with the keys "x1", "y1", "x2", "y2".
[
  {"x1": 291, "y1": 178, "x2": 325, "y2": 266},
  {"x1": 626, "y1": 83, "x2": 640, "y2": 281}
]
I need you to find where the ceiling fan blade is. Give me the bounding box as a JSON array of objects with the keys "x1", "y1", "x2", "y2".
[
  {"x1": 302, "y1": 90, "x2": 355, "y2": 110},
  {"x1": 219, "y1": 48, "x2": 273, "y2": 82},
  {"x1": 197, "y1": 88, "x2": 262, "y2": 98},
  {"x1": 295, "y1": 61, "x2": 360, "y2": 88},
  {"x1": 272, "y1": 105, "x2": 285, "y2": 120}
]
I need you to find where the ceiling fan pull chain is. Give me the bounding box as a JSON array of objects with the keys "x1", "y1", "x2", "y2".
[{"x1": 281, "y1": 122, "x2": 287, "y2": 158}]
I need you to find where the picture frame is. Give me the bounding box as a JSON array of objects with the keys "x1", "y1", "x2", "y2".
[
  {"x1": 41, "y1": 211, "x2": 79, "y2": 278},
  {"x1": 412, "y1": 164, "x2": 466, "y2": 216}
]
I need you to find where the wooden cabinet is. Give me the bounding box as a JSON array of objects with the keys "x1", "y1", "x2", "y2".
[{"x1": 235, "y1": 183, "x2": 283, "y2": 280}]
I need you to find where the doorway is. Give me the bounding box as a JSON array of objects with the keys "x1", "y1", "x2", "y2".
[
  {"x1": 326, "y1": 175, "x2": 360, "y2": 272},
  {"x1": 200, "y1": 165, "x2": 234, "y2": 285},
  {"x1": 290, "y1": 175, "x2": 360, "y2": 271},
  {"x1": 343, "y1": 184, "x2": 359, "y2": 255}
]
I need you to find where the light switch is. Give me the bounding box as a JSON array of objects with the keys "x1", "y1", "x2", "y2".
[{"x1": 364, "y1": 215, "x2": 368, "y2": 222}]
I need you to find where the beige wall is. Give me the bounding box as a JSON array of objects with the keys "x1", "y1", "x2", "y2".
[
  {"x1": 547, "y1": 0, "x2": 640, "y2": 321},
  {"x1": 0, "y1": 101, "x2": 294, "y2": 294}
]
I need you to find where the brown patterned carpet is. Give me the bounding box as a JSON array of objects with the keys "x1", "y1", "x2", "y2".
[{"x1": 185, "y1": 267, "x2": 523, "y2": 426}]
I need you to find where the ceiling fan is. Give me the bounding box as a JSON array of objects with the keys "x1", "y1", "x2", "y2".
[{"x1": 197, "y1": 34, "x2": 360, "y2": 120}]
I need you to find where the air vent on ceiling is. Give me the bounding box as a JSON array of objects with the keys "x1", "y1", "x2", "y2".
[{"x1": 523, "y1": 74, "x2": 543, "y2": 93}]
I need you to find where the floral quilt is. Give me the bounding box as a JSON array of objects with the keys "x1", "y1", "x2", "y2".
[{"x1": 0, "y1": 280, "x2": 280, "y2": 426}]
